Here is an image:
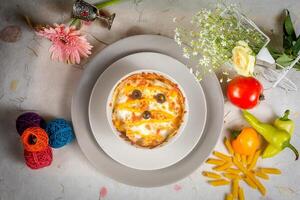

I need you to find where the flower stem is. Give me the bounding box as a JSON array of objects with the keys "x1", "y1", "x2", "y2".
[
  {"x1": 95, "y1": 0, "x2": 123, "y2": 9},
  {"x1": 70, "y1": 19, "x2": 81, "y2": 27}
]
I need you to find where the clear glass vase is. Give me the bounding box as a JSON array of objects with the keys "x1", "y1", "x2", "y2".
[{"x1": 232, "y1": 6, "x2": 299, "y2": 91}]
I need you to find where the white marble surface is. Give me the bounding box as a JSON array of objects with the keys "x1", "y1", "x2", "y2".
[{"x1": 0, "y1": 0, "x2": 300, "y2": 199}]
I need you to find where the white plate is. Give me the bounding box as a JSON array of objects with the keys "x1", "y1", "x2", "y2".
[
  {"x1": 71, "y1": 35, "x2": 224, "y2": 187},
  {"x1": 89, "y1": 52, "x2": 207, "y2": 170}
]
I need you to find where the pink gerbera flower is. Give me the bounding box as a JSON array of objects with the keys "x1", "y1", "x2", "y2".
[{"x1": 37, "y1": 24, "x2": 92, "y2": 64}]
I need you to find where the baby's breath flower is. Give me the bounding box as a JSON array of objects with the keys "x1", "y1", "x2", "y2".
[
  {"x1": 174, "y1": 4, "x2": 268, "y2": 81},
  {"x1": 183, "y1": 53, "x2": 190, "y2": 59}
]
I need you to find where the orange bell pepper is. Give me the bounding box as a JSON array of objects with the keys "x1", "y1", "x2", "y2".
[{"x1": 231, "y1": 127, "x2": 260, "y2": 156}]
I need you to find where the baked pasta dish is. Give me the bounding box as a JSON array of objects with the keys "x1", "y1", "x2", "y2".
[{"x1": 110, "y1": 72, "x2": 186, "y2": 148}]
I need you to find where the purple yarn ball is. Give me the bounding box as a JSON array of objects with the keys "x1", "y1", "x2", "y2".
[{"x1": 16, "y1": 112, "x2": 45, "y2": 135}]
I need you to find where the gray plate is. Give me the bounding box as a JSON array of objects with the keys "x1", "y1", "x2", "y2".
[{"x1": 71, "y1": 35, "x2": 224, "y2": 187}]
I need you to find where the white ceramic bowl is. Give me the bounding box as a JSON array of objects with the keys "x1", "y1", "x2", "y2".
[{"x1": 89, "y1": 52, "x2": 207, "y2": 170}]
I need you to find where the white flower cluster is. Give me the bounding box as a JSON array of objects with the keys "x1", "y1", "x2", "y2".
[{"x1": 174, "y1": 5, "x2": 267, "y2": 81}]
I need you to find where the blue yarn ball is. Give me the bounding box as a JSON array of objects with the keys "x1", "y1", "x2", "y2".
[{"x1": 45, "y1": 119, "x2": 75, "y2": 148}]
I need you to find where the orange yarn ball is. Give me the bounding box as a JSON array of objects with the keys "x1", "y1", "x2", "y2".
[{"x1": 21, "y1": 127, "x2": 49, "y2": 152}]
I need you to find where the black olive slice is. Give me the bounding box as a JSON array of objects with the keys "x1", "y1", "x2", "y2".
[
  {"x1": 142, "y1": 111, "x2": 151, "y2": 119},
  {"x1": 155, "y1": 93, "x2": 166, "y2": 103},
  {"x1": 131, "y1": 89, "x2": 142, "y2": 99}
]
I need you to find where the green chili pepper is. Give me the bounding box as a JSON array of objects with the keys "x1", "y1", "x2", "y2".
[
  {"x1": 274, "y1": 110, "x2": 295, "y2": 135},
  {"x1": 263, "y1": 145, "x2": 281, "y2": 159},
  {"x1": 263, "y1": 110, "x2": 295, "y2": 158},
  {"x1": 242, "y1": 110, "x2": 298, "y2": 160}
]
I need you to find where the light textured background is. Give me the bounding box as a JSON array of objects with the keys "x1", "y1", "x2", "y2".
[{"x1": 0, "y1": 0, "x2": 300, "y2": 200}]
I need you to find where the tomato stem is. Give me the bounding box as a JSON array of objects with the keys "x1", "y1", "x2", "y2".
[{"x1": 259, "y1": 94, "x2": 265, "y2": 101}]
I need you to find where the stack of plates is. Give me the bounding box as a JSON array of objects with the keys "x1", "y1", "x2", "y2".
[{"x1": 71, "y1": 35, "x2": 224, "y2": 187}]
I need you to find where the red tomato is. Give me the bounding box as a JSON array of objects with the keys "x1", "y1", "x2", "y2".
[{"x1": 227, "y1": 76, "x2": 263, "y2": 109}]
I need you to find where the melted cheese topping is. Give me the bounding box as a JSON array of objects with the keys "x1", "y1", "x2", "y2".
[{"x1": 111, "y1": 72, "x2": 185, "y2": 148}]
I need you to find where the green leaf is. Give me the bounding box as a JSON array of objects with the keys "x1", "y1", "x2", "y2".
[
  {"x1": 292, "y1": 36, "x2": 300, "y2": 56},
  {"x1": 283, "y1": 35, "x2": 294, "y2": 50},
  {"x1": 268, "y1": 46, "x2": 283, "y2": 59},
  {"x1": 294, "y1": 61, "x2": 300, "y2": 70},
  {"x1": 276, "y1": 53, "x2": 294, "y2": 67},
  {"x1": 283, "y1": 9, "x2": 296, "y2": 39},
  {"x1": 269, "y1": 9, "x2": 300, "y2": 72}
]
